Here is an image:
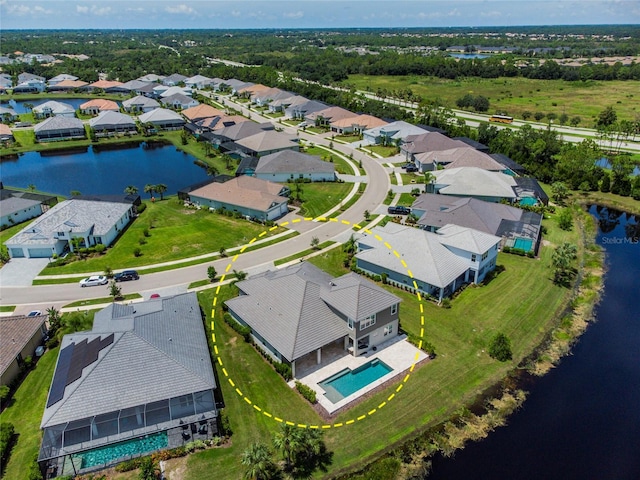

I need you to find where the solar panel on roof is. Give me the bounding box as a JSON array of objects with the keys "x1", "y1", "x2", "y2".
[
  {"x1": 66, "y1": 339, "x2": 88, "y2": 385},
  {"x1": 46, "y1": 344, "x2": 74, "y2": 407}
]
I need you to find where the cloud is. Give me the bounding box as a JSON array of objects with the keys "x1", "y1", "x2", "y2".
[
  {"x1": 76, "y1": 5, "x2": 112, "y2": 16},
  {"x1": 165, "y1": 4, "x2": 196, "y2": 15},
  {"x1": 283, "y1": 11, "x2": 304, "y2": 19},
  {"x1": 6, "y1": 3, "x2": 52, "y2": 15}
]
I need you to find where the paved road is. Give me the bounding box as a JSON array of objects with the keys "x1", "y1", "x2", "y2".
[{"x1": 0, "y1": 96, "x2": 390, "y2": 308}]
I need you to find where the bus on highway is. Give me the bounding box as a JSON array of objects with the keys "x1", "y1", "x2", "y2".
[{"x1": 489, "y1": 114, "x2": 514, "y2": 124}]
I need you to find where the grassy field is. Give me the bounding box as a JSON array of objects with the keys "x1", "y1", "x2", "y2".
[
  {"x1": 297, "y1": 182, "x2": 354, "y2": 218},
  {"x1": 184, "y1": 206, "x2": 579, "y2": 479},
  {"x1": 42, "y1": 198, "x2": 286, "y2": 274},
  {"x1": 304, "y1": 145, "x2": 355, "y2": 175},
  {"x1": 344, "y1": 75, "x2": 639, "y2": 123},
  {"x1": 273, "y1": 240, "x2": 336, "y2": 266},
  {"x1": 364, "y1": 145, "x2": 401, "y2": 158},
  {"x1": 62, "y1": 293, "x2": 142, "y2": 308}
]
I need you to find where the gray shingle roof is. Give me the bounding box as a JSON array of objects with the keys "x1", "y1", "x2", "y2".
[
  {"x1": 138, "y1": 108, "x2": 185, "y2": 124},
  {"x1": 436, "y1": 224, "x2": 502, "y2": 255},
  {"x1": 413, "y1": 194, "x2": 524, "y2": 234},
  {"x1": 122, "y1": 95, "x2": 160, "y2": 109},
  {"x1": 225, "y1": 263, "x2": 399, "y2": 362},
  {"x1": 33, "y1": 100, "x2": 75, "y2": 116},
  {"x1": 235, "y1": 131, "x2": 299, "y2": 154},
  {"x1": 433, "y1": 167, "x2": 517, "y2": 199},
  {"x1": 33, "y1": 116, "x2": 84, "y2": 133},
  {"x1": 0, "y1": 196, "x2": 41, "y2": 217},
  {"x1": 89, "y1": 111, "x2": 136, "y2": 129},
  {"x1": 255, "y1": 150, "x2": 335, "y2": 175},
  {"x1": 41, "y1": 293, "x2": 215, "y2": 428}
]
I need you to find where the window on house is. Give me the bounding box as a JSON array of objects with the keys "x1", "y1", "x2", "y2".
[
  {"x1": 390, "y1": 303, "x2": 398, "y2": 315},
  {"x1": 384, "y1": 324, "x2": 393, "y2": 336},
  {"x1": 347, "y1": 318, "x2": 354, "y2": 330},
  {"x1": 360, "y1": 314, "x2": 376, "y2": 330},
  {"x1": 482, "y1": 251, "x2": 489, "y2": 261},
  {"x1": 471, "y1": 254, "x2": 477, "y2": 262}
]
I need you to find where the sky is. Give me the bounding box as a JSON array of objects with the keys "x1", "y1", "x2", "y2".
[{"x1": 1, "y1": 0, "x2": 639, "y2": 30}]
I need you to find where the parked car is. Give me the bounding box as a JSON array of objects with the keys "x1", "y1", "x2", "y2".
[
  {"x1": 388, "y1": 206, "x2": 411, "y2": 215},
  {"x1": 405, "y1": 165, "x2": 418, "y2": 172},
  {"x1": 150, "y1": 293, "x2": 161, "y2": 299},
  {"x1": 114, "y1": 270, "x2": 139, "y2": 282},
  {"x1": 401, "y1": 163, "x2": 415, "y2": 169},
  {"x1": 27, "y1": 310, "x2": 42, "y2": 317},
  {"x1": 79, "y1": 275, "x2": 108, "y2": 287}
]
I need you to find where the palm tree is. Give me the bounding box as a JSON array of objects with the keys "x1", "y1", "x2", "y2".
[
  {"x1": 154, "y1": 183, "x2": 167, "y2": 200},
  {"x1": 124, "y1": 185, "x2": 138, "y2": 195},
  {"x1": 241, "y1": 442, "x2": 277, "y2": 480},
  {"x1": 423, "y1": 171, "x2": 436, "y2": 193},
  {"x1": 28, "y1": 184, "x2": 36, "y2": 192},
  {"x1": 272, "y1": 424, "x2": 299, "y2": 470},
  {"x1": 144, "y1": 184, "x2": 155, "y2": 198}
]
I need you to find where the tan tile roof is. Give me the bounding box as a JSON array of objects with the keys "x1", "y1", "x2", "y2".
[
  {"x1": 52, "y1": 79, "x2": 89, "y2": 88},
  {"x1": 331, "y1": 114, "x2": 387, "y2": 129},
  {"x1": 182, "y1": 104, "x2": 224, "y2": 121},
  {"x1": 190, "y1": 176, "x2": 288, "y2": 212},
  {"x1": 0, "y1": 123, "x2": 12, "y2": 136},
  {"x1": 0, "y1": 315, "x2": 46, "y2": 376},
  {"x1": 237, "y1": 83, "x2": 270, "y2": 95},
  {"x1": 89, "y1": 80, "x2": 124, "y2": 89},
  {"x1": 80, "y1": 99, "x2": 119, "y2": 111}
]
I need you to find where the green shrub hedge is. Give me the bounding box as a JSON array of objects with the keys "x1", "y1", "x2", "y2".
[
  {"x1": 295, "y1": 381, "x2": 317, "y2": 404},
  {"x1": 223, "y1": 313, "x2": 251, "y2": 342}
]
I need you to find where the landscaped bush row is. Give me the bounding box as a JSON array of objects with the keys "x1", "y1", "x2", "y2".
[
  {"x1": 223, "y1": 312, "x2": 252, "y2": 342},
  {"x1": 295, "y1": 381, "x2": 317, "y2": 404},
  {"x1": 114, "y1": 436, "x2": 225, "y2": 472},
  {"x1": 502, "y1": 246, "x2": 535, "y2": 258},
  {"x1": 406, "y1": 334, "x2": 436, "y2": 358},
  {"x1": 0, "y1": 422, "x2": 15, "y2": 466},
  {"x1": 136, "y1": 202, "x2": 147, "y2": 213}
]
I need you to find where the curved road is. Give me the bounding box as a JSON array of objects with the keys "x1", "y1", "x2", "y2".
[{"x1": 0, "y1": 97, "x2": 391, "y2": 307}]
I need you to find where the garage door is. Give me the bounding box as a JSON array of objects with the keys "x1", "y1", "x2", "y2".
[
  {"x1": 27, "y1": 248, "x2": 52, "y2": 258},
  {"x1": 10, "y1": 248, "x2": 25, "y2": 258}
]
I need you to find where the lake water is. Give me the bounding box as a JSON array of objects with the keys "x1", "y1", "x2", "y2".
[
  {"x1": 596, "y1": 157, "x2": 640, "y2": 176},
  {"x1": 0, "y1": 143, "x2": 209, "y2": 197},
  {"x1": 3, "y1": 98, "x2": 94, "y2": 114},
  {"x1": 428, "y1": 205, "x2": 640, "y2": 479},
  {"x1": 448, "y1": 53, "x2": 490, "y2": 59}
]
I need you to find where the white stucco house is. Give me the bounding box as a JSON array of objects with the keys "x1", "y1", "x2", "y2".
[{"x1": 4, "y1": 199, "x2": 136, "y2": 259}]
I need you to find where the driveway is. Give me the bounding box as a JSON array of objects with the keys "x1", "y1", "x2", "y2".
[{"x1": 0, "y1": 258, "x2": 50, "y2": 288}]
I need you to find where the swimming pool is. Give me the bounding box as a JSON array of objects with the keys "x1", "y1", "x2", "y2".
[
  {"x1": 519, "y1": 197, "x2": 538, "y2": 206},
  {"x1": 320, "y1": 359, "x2": 393, "y2": 403},
  {"x1": 78, "y1": 432, "x2": 168, "y2": 469},
  {"x1": 513, "y1": 237, "x2": 534, "y2": 252}
]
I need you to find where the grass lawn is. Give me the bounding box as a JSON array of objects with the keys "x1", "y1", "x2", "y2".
[
  {"x1": 0, "y1": 305, "x2": 15, "y2": 313},
  {"x1": 398, "y1": 192, "x2": 417, "y2": 207},
  {"x1": 333, "y1": 134, "x2": 362, "y2": 144},
  {"x1": 297, "y1": 182, "x2": 354, "y2": 218},
  {"x1": 273, "y1": 240, "x2": 335, "y2": 266},
  {"x1": 62, "y1": 293, "x2": 142, "y2": 308},
  {"x1": 304, "y1": 145, "x2": 355, "y2": 175},
  {"x1": 571, "y1": 191, "x2": 640, "y2": 216},
  {"x1": 344, "y1": 75, "x2": 639, "y2": 123},
  {"x1": 43, "y1": 198, "x2": 287, "y2": 274},
  {"x1": 365, "y1": 145, "x2": 400, "y2": 158},
  {"x1": 0, "y1": 348, "x2": 59, "y2": 479}
]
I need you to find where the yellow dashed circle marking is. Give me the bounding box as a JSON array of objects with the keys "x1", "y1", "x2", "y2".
[{"x1": 211, "y1": 217, "x2": 425, "y2": 428}]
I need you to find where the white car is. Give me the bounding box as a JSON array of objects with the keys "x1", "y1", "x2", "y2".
[{"x1": 79, "y1": 275, "x2": 108, "y2": 287}]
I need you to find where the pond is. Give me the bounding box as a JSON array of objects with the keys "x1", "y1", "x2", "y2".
[
  {"x1": 0, "y1": 143, "x2": 209, "y2": 197},
  {"x1": 428, "y1": 206, "x2": 640, "y2": 479},
  {"x1": 2, "y1": 98, "x2": 97, "y2": 114},
  {"x1": 448, "y1": 53, "x2": 490, "y2": 59}
]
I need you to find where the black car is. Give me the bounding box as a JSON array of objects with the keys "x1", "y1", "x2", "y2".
[
  {"x1": 388, "y1": 206, "x2": 411, "y2": 215},
  {"x1": 405, "y1": 165, "x2": 418, "y2": 172},
  {"x1": 114, "y1": 270, "x2": 139, "y2": 282}
]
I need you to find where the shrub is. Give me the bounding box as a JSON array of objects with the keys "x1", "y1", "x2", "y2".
[
  {"x1": 275, "y1": 362, "x2": 292, "y2": 381},
  {"x1": 94, "y1": 243, "x2": 106, "y2": 254},
  {"x1": 0, "y1": 385, "x2": 10, "y2": 402},
  {"x1": 295, "y1": 381, "x2": 317, "y2": 403},
  {"x1": 1, "y1": 422, "x2": 15, "y2": 464},
  {"x1": 441, "y1": 298, "x2": 452, "y2": 309},
  {"x1": 138, "y1": 237, "x2": 147, "y2": 245},
  {"x1": 115, "y1": 458, "x2": 143, "y2": 472},
  {"x1": 143, "y1": 228, "x2": 150, "y2": 237},
  {"x1": 218, "y1": 409, "x2": 232, "y2": 437},
  {"x1": 488, "y1": 333, "x2": 513, "y2": 362},
  {"x1": 223, "y1": 313, "x2": 251, "y2": 342},
  {"x1": 133, "y1": 247, "x2": 142, "y2": 257}
]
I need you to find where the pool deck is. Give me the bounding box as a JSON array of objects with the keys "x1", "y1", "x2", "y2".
[{"x1": 290, "y1": 334, "x2": 428, "y2": 414}]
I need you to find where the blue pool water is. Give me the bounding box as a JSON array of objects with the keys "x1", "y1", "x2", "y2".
[
  {"x1": 320, "y1": 359, "x2": 393, "y2": 403},
  {"x1": 519, "y1": 197, "x2": 538, "y2": 206},
  {"x1": 78, "y1": 432, "x2": 168, "y2": 469},
  {"x1": 513, "y1": 238, "x2": 534, "y2": 252}
]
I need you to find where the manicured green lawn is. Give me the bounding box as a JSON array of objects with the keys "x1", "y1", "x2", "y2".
[
  {"x1": 344, "y1": 75, "x2": 640, "y2": 123},
  {"x1": 365, "y1": 145, "x2": 400, "y2": 158},
  {"x1": 273, "y1": 240, "x2": 335, "y2": 266},
  {"x1": 43, "y1": 198, "x2": 286, "y2": 274},
  {"x1": 334, "y1": 134, "x2": 362, "y2": 144},
  {"x1": 62, "y1": 293, "x2": 142, "y2": 308},
  {"x1": 297, "y1": 182, "x2": 354, "y2": 218},
  {"x1": 398, "y1": 192, "x2": 417, "y2": 206},
  {"x1": 0, "y1": 348, "x2": 59, "y2": 480},
  {"x1": 304, "y1": 145, "x2": 355, "y2": 175}
]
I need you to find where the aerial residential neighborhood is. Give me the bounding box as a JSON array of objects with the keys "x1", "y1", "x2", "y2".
[{"x1": 0, "y1": 17, "x2": 639, "y2": 480}]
